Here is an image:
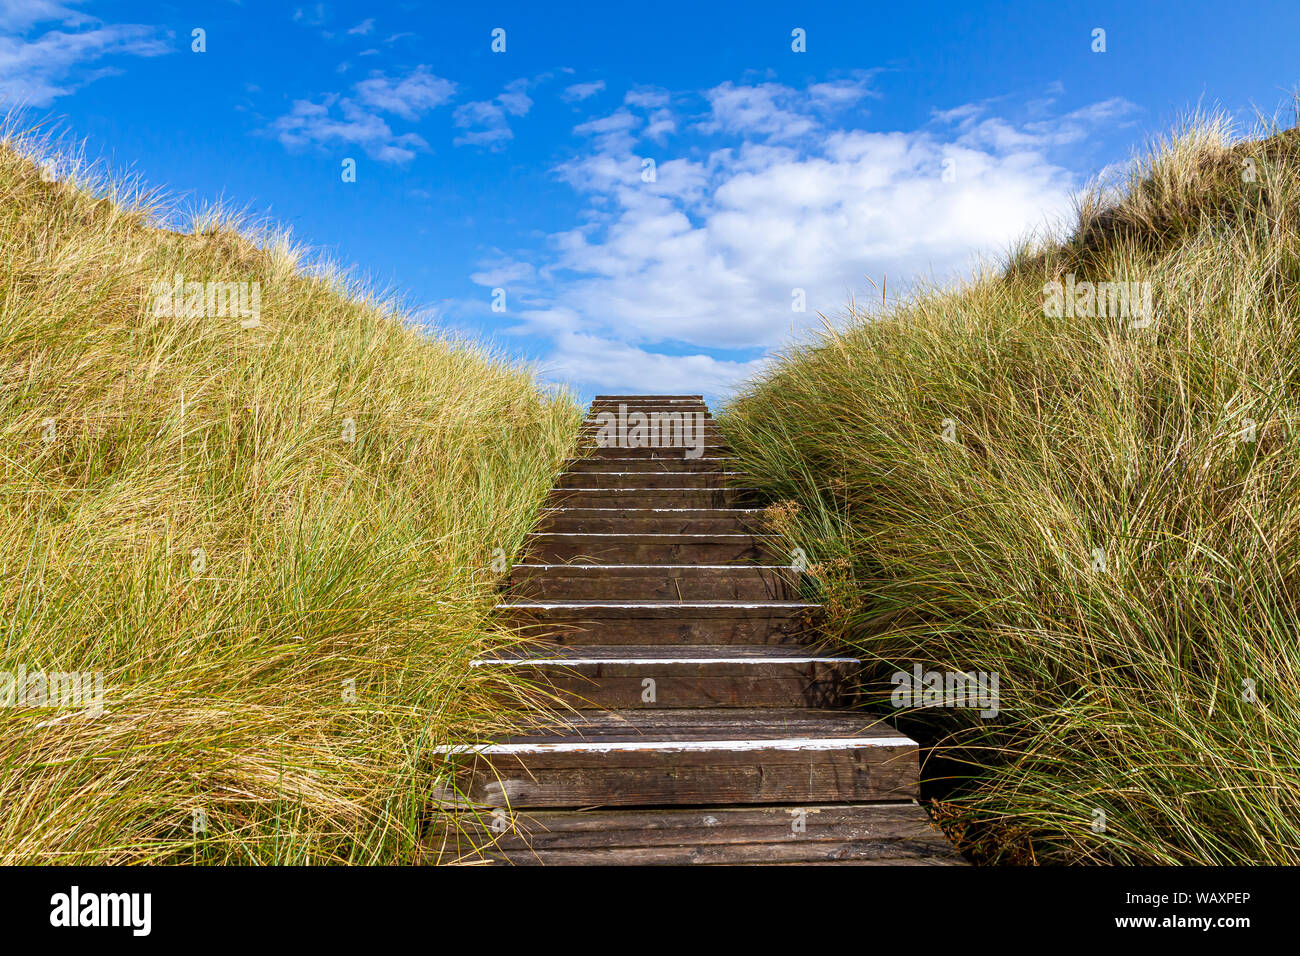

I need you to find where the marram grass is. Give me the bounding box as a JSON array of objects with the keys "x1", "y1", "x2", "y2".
[
  {"x1": 0, "y1": 129, "x2": 580, "y2": 864},
  {"x1": 721, "y1": 114, "x2": 1300, "y2": 865}
]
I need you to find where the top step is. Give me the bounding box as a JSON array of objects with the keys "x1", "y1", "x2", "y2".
[
  {"x1": 593, "y1": 395, "x2": 703, "y2": 401},
  {"x1": 588, "y1": 404, "x2": 710, "y2": 412}
]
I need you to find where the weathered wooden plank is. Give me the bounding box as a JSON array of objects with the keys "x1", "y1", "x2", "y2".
[
  {"x1": 524, "y1": 532, "x2": 782, "y2": 565},
  {"x1": 427, "y1": 802, "x2": 963, "y2": 865},
  {"x1": 572, "y1": 445, "x2": 731, "y2": 459},
  {"x1": 479, "y1": 644, "x2": 838, "y2": 660},
  {"x1": 508, "y1": 563, "x2": 801, "y2": 601},
  {"x1": 555, "y1": 471, "x2": 737, "y2": 489},
  {"x1": 562, "y1": 458, "x2": 738, "y2": 473},
  {"x1": 496, "y1": 600, "x2": 820, "y2": 645},
  {"x1": 436, "y1": 744, "x2": 919, "y2": 808},
  {"x1": 591, "y1": 394, "x2": 704, "y2": 401},
  {"x1": 536, "y1": 508, "x2": 763, "y2": 535},
  {"x1": 485, "y1": 706, "x2": 895, "y2": 741},
  {"x1": 471, "y1": 648, "x2": 859, "y2": 708},
  {"x1": 546, "y1": 488, "x2": 752, "y2": 508}
]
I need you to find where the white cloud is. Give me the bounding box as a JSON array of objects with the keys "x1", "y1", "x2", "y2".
[
  {"x1": 563, "y1": 80, "x2": 605, "y2": 102},
  {"x1": 348, "y1": 18, "x2": 375, "y2": 36},
  {"x1": 454, "y1": 78, "x2": 534, "y2": 148},
  {"x1": 269, "y1": 66, "x2": 454, "y2": 164},
  {"x1": 353, "y1": 66, "x2": 455, "y2": 120},
  {"x1": 472, "y1": 83, "x2": 1138, "y2": 395},
  {"x1": 540, "y1": 331, "x2": 767, "y2": 394},
  {"x1": 699, "y1": 82, "x2": 818, "y2": 139},
  {"x1": 0, "y1": 0, "x2": 88, "y2": 30},
  {"x1": 0, "y1": 3, "x2": 170, "y2": 107},
  {"x1": 293, "y1": 5, "x2": 327, "y2": 26},
  {"x1": 937, "y1": 92, "x2": 1141, "y2": 151},
  {"x1": 470, "y1": 258, "x2": 537, "y2": 287},
  {"x1": 625, "y1": 89, "x2": 670, "y2": 109}
]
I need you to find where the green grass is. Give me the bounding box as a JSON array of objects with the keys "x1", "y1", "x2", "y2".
[
  {"x1": 720, "y1": 114, "x2": 1300, "y2": 864},
  {"x1": 0, "y1": 129, "x2": 581, "y2": 864}
]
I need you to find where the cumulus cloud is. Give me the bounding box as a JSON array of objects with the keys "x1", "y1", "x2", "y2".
[{"x1": 471, "y1": 81, "x2": 1138, "y2": 395}]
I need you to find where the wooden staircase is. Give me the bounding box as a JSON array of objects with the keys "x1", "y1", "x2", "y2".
[{"x1": 428, "y1": 395, "x2": 963, "y2": 865}]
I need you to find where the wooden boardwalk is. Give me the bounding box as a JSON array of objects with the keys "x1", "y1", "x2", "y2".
[{"x1": 428, "y1": 395, "x2": 963, "y2": 865}]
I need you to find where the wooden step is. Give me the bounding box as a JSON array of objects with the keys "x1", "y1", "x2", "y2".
[
  {"x1": 525, "y1": 532, "x2": 781, "y2": 564},
  {"x1": 508, "y1": 564, "x2": 801, "y2": 600},
  {"x1": 580, "y1": 421, "x2": 720, "y2": 431},
  {"x1": 573, "y1": 445, "x2": 729, "y2": 460},
  {"x1": 582, "y1": 421, "x2": 722, "y2": 429},
  {"x1": 547, "y1": 488, "x2": 754, "y2": 508},
  {"x1": 496, "y1": 600, "x2": 820, "y2": 645},
  {"x1": 579, "y1": 429, "x2": 724, "y2": 442},
  {"x1": 563, "y1": 457, "x2": 737, "y2": 473},
  {"x1": 592, "y1": 394, "x2": 703, "y2": 401},
  {"x1": 576, "y1": 443, "x2": 732, "y2": 457},
  {"x1": 588, "y1": 403, "x2": 707, "y2": 412},
  {"x1": 555, "y1": 471, "x2": 739, "y2": 490},
  {"x1": 432, "y1": 709, "x2": 920, "y2": 808},
  {"x1": 472, "y1": 645, "x2": 859, "y2": 708},
  {"x1": 585, "y1": 406, "x2": 711, "y2": 415},
  {"x1": 584, "y1": 412, "x2": 712, "y2": 422},
  {"x1": 427, "y1": 802, "x2": 963, "y2": 865},
  {"x1": 536, "y1": 508, "x2": 763, "y2": 535}
]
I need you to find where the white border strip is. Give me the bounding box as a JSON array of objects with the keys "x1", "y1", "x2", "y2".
[
  {"x1": 514, "y1": 564, "x2": 794, "y2": 570},
  {"x1": 541, "y1": 507, "x2": 762, "y2": 513},
  {"x1": 495, "y1": 602, "x2": 819, "y2": 609},
  {"x1": 526, "y1": 532, "x2": 767, "y2": 538},
  {"x1": 433, "y1": 736, "x2": 913, "y2": 755},
  {"x1": 470, "y1": 656, "x2": 860, "y2": 666},
  {"x1": 556, "y1": 488, "x2": 756, "y2": 492}
]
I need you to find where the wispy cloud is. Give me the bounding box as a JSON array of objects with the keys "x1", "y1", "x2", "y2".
[
  {"x1": 269, "y1": 65, "x2": 456, "y2": 164},
  {"x1": 563, "y1": 80, "x2": 605, "y2": 102},
  {"x1": 453, "y1": 78, "x2": 534, "y2": 148},
  {"x1": 0, "y1": 1, "x2": 171, "y2": 107}
]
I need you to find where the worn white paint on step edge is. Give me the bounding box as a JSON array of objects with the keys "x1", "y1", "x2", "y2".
[
  {"x1": 541, "y1": 507, "x2": 764, "y2": 512},
  {"x1": 526, "y1": 532, "x2": 771, "y2": 538},
  {"x1": 494, "y1": 601, "x2": 820, "y2": 608},
  {"x1": 432, "y1": 736, "x2": 914, "y2": 755},
  {"x1": 470, "y1": 656, "x2": 861, "y2": 666},
  {"x1": 514, "y1": 564, "x2": 798, "y2": 570},
  {"x1": 557, "y1": 488, "x2": 758, "y2": 492}
]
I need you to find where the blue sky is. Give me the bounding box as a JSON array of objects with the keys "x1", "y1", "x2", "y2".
[{"x1": 4, "y1": 1, "x2": 1299, "y2": 402}]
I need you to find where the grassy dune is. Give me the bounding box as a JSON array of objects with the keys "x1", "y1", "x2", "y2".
[
  {"x1": 0, "y1": 134, "x2": 580, "y2": 863},
  {"x1": 721, "y1": 117, "x2": 1300, "y2": 864}
]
